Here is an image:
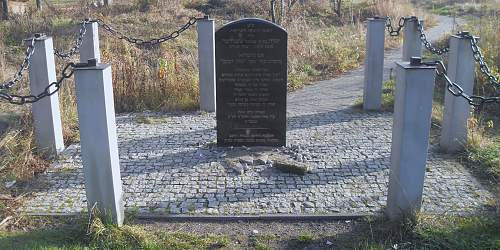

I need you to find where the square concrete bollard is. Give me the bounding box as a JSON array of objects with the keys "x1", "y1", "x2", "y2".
[
  {"x1": 74, "y1": 59, "x2": 124, "y2": 226},
  {"x1": 80, "y1": 21, "x2": 100, "y2": 63},
  {"x1": 386, "y1": 57, "x2": 436, "y2": 220},
  {"x1": 197, "y1": 16, "x2": 216, "y2": 112},
  {"x1": 402, "y1": 17, "x2": 422, "y2": 61},
  {"x1": 440, "y1": 33, "x2": 475, "y2": 153},
  {"x1": 27, "y1": 34, "x2": 65, "y2": 156},
  {"x1": 363, "y1": 17, "x2": 386, "y2": 110}
]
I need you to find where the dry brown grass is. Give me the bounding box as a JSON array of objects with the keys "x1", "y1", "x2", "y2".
[
  {"x1": 1, "y1": 0, "x2": 426, "y2": 112},
  {"x1": 101, "y1": 32, "x2": 200, "y2": 112},
  {"x1": 0, "y1": 112, "x2": 49, "y2": 180}
]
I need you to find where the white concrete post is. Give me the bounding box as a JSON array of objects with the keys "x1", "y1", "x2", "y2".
[
  {"x1": 27, "y1": 34, "x2": 65, "y2": 156},
  {"x1": 80, "y1": 21, "x2": 100, "y2": 63},
  {"x1": 440, "y1": 32, "x2": 475, "y2": 153},
  {"x1": 387, "y1": 57, "x2": 436, "y2": 220},
  {"x1": 197, "y1": 16, "x2": 216, "y2": 112},
  {"x1": 74, "y1": 59, "x2": 124, "y2": 226},
  {"x1": 363, "y1": 17, "x2": 386, "y2": 110},
  {"x1": 402, "y1": 17, "x2": 422, "y2": 61}
]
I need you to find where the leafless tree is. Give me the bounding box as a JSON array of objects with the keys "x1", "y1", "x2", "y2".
[
  {"x1": 1, "y1": 0, "x2": 8, "y2": 20},
  {"x1": 331, "y1": 0, "x2": 342, "y2": 17},
  {"x1": 270, "y1": 0, "x2": 300, "y2": 24}
]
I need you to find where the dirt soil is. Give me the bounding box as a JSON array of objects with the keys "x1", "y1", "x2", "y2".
[{"x1": 137, "y1": 218, "x2": 371, "y2": 249}]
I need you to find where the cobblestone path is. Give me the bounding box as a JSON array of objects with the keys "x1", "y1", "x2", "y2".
[{"x1": 21, "y1": 16, "x2": 494, "y2": 216}]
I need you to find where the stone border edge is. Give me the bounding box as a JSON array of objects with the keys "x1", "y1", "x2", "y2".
[{"x1": 25, "y1": 212, "x2": 372, "y2": 221}]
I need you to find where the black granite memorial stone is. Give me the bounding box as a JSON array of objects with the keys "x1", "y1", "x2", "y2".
[{"x1": 216, "y1": 18, "x2": 287, "y2": 147}]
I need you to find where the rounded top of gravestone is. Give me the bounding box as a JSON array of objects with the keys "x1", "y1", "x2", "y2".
[{"x1": 216, "y1": 18, "x2": 286, "y2": 34}]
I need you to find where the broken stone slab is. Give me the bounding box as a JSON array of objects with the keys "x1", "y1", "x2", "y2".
[{"x1": 270, "y1": 155, "x2": 311, "y2": 175}]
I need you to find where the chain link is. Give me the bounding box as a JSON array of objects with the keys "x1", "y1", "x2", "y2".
[
  {"x1": 416, "y1": 20, "x2": 450, "y2": 55},
  {"x1": 0, "y1": 63, "x2": 76, "y2": 105},
  {"x1": 54, "y1": 19, "x2": 91, "y2": 59},
  {"x1": 385, "y1": 16, "x2": 415, "y2": 37},
  {"x1": 1, "y1": 16, "x2": 203, "y2": 104},
  {"x1": 0, "y1": 37, "x2": 36, "y2": 90},
  {"x1": 435, "y1": 60, "x2": 499, "y2": 108},
  {"x1": 461, "y1": 34, "x2": 499, "y2": 88},
  {"x1": 385, "y1": 16, "x2": 450, "y2": 55},
  {"x1": 385, "y1": 15, "x2": 497, "y2": 86},
  {"x1": 94, "y1": 16, "x2": 205, "y2": 47}
]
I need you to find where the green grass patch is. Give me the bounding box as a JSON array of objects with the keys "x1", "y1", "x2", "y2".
[
  {"x1": 352, "y1": 214, "x2": 500, "y2": 250},
  {"x1": 296, "y1": 232, "x2": 314, "y2": 242},
  {"x1": 1, "y1": 214, "x2": 498, "y2": 249},
  {"x1": 466, "y1": 135, "x2": 500, "y2": 180},
  {"x1": 380, "y1": 80, "x2": 395, "y2": 111},
  {"x1": 414, "y1": 215, "x2": 500, "y2": 249},
  {"x1": 0, "y1": 225, "x2": 87, "y2": 250},
  {"x1": 352, "y1": 80, "x2": 395, "y2": 112},
  {"x1": 0, "y1": 216, "x2": 231, "y2": 250},
  {"x1": 50, "y1": 17, "x2": 77, "y2": 30},
  {"x1": 430, "y1": 5, "x2": 457, "y2": 16},
  {"x1": 251, "y1": 234, "x2": 277, "y2": 250},
  {"x1": 88, "y1": 217, "x2": 230, "y2": 250},
  {"x1": 160, "y1": 232, "x2": 229, "y2": 250}
]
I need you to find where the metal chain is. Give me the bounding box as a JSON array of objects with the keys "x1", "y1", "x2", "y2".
[
  {"x1": 386, "y1": 15, "x2": 497, "y2": 86},
  {"x1": 435, "y1": 61, "x2": 499, "y2": 108},
  {"x1": 385, "y1": 16, "x2": 414, "y2": 37},
  {"x1": 0, "y1": 63, "x2": 75, "y2": 105},
  {"x1": 54, "y1": 19, "x2": 91, "y2": 59},
  {"x1": 94, "y1": 16, "x2": 206, "y2": 47},
  {"x1": 0, "y1": 37, "x2": 36, "y2": 90},
  {"x1": 462, "y1": 34, "x2": 499, "y2": 88},
  {"x1": 416, "y1": 20, "x2": 449, "y2": 55}
]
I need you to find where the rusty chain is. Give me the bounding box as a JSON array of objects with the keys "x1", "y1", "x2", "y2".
[
  {"x1": 0, "y1": 37, "x2": 36, "y2": 90},
  {"x1": 0, "y1": 62, "x2": 76, "y2": 105},
  {"x1": 54, "y1": 19, "x2": 92, "y2": 59},
  {"x1": 94, "y1": 16, "x2": 206, "y2": 46}
]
